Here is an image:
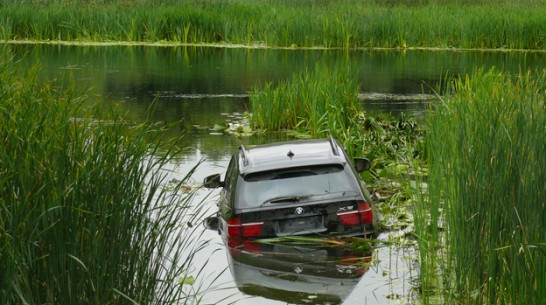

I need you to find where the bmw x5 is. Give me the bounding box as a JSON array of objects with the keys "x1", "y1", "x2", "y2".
[{"x1": 203, "y1": 137, "x2": 374, "y2": 247}]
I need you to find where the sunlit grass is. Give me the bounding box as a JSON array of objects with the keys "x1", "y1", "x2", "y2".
[
  {"x1": 414, "y1": 68, "x2": 545, "y2": 304},
  {"x1": 0, "y1": 57, "x2": 207, "y2": 304},
  {"x1": 0, "y1": 0, "x2": 544, "y2": 50}
]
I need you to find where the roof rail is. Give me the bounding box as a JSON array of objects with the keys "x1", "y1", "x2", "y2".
[
  {"x1": 239, "y1": 145, "x2": 250, "y2": 166},
  {"x1": 328, "y1": 136, "x2": 340, "y2": 156}
]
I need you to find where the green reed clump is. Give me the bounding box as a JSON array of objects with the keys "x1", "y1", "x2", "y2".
[
  {"x1": 415, "y1": 69, "x2": 545, "y2": 304},
  {"x1": 249, "y1": 64, "x2": 423, "y2": 160},
  {"x1": 0, "y1": 58, "x2": 205, "y2": 304},
  {"x1": 0, "y1": 0, "x2": 544, "y2": 50},
  {"x1": 250, "y1": 64, "x2": 360, "y2": 137}
]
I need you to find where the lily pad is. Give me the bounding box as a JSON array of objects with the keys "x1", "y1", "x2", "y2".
[
  {"x1": 213, "y1": 123, "x2": 228, "y2": 132},
  {"x1": 178, "y1": 275, "x2": 195, "y2": 286}
]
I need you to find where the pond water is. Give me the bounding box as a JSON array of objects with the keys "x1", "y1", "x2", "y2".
[{"x1": 7, "y1": 44, "x2": 544, "y2": 304}]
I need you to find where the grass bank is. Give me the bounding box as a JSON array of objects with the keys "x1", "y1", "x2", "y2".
[
  {"x1": 0, "y1": 0, "x2": 544, "y2": 50},
  {"x1": 414, "y1": 69, "x2": 545, "y2": 304},
  {"x1": 0, "y1": 57, "x2": 205, "y2": 304}
]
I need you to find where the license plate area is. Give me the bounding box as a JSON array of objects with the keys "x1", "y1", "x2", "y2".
[{"x1": 274, "y1": 216, "x2": 327, "y2": 236}]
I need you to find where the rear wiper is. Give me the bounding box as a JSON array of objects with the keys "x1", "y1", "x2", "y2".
[{"x1": 261, "y1": 195, "x2": 309, "y2": 206}]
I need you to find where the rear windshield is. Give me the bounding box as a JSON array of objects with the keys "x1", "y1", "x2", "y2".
[{"x1": 236, "y1": 164, "x2": 360, "y2": 209}]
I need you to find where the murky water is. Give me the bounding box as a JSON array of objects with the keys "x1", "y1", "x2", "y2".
[{"x1": 7, "y1": 44, "x2": 544, "y2": 304}]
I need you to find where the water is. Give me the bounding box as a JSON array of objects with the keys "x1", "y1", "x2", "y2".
[{"x1": 7, "y1": 43, "x2": 544, "y2": 304}]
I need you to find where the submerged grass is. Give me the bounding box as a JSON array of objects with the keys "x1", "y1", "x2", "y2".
[
  {"x1": 414, "y1": 69, "x2": 545, "y2": 304},
  {"x1": 0, "y1": 57, "x2": 206, "y2": 304},
  {"x1": 0, "y1": 0, "x2": 544, "y2": 50}
]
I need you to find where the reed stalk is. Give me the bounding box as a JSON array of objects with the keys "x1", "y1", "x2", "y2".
[
  {"x1": 0, "y1": 0, "x2": 544, "y2": 50},
  {"x1": 0, "y1": 57, "x2": 206, "y2": 304},
  {"x1": 249, "y1": 64, "x2": 360, "y2": 140},
  {"x1": 415, "y1": 68, "x2": 545, "y2": 304}
]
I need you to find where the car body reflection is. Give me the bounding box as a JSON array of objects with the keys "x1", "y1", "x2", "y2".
[{"x1": 226, "y1": 241, "x2": 372, "y2": 305}]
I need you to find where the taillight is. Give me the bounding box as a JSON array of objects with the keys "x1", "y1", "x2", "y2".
[
  {"x1": 337, "y1": 202, "x2": 373, "y2": 226},
  {"x1": 358, "y1": 202, "x2": 373, "y2": 224},
  {"x1": 227, "y1": 216, "x2": 264, "y2": 238},
  {"x1": 227, "y1": 217, "x2": 242, "y2": 237}
]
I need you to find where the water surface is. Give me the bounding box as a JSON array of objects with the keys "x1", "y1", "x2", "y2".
[{"x1": 7, "y1": 43, "x2": 543, "y2": 304}]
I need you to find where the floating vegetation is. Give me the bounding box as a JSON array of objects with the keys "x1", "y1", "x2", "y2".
[
  {"x1": 211, "y1": 112, "x2": 255, "y2": 137},
  {"x1": 255, "y1": 236, "x2": 392, "y2": 255}
]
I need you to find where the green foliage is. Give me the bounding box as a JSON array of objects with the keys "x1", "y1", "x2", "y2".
[
  {"x1": 0, "y1": 57, "x2": 205, "y2": 304},
  {"x1": 414, "y1": 69, "x2": 545, "y2": 304},
  {"x1": 249, "y1": 64, "x2": 360, "y2": 136},
  {"x1": 0, "y1": 0, "x2": 544, "y2": 50}
]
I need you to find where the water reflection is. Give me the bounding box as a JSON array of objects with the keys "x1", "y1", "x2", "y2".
[
  {"x1": 227, "y1": 241, "x2": 372, "y2": 305},
  {"x1": 10, "y1": 43, "x2": 543, "y2": 100}
]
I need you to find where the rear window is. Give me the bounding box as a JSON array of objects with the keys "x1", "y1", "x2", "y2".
[{"x1": 236, "y1": 164, "x2": 360, "y2": 209}]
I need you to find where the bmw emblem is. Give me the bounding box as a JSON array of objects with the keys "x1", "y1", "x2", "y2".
[{"x1": 295, "y1": 207, "x2": 304, "y2": 215}]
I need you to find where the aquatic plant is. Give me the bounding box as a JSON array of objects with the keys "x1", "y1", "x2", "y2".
[
  {"x1": 0, "y1": 57, "x2": 208, "y2": 304},
  {"x1": 0, "y1": 0, "x2": 544, "y2": 50},
  {"x1": 414, "y1": 68, "x2": 545, "y2": 304},
  {"x1": 249, "y1": 63, "x2": 360, "y2": 136}
]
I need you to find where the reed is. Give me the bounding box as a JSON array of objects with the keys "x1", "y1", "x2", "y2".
[
  {"x1": 0, "y1": 0, "x2": 544, "y2": 50},
  {"x1": 414, "y1": 69, "x2": 545, "y2": 304},
  {"x1": 0, "y1": 57, "x2": 207, "y2": 304},
  {"x1": 249, "y1": 64, "x2": 360, "y2": 137}
]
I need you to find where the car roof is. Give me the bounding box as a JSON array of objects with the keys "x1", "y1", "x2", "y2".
[{"x1": 238, "y1": 137, "x2": 349, "y2": 176}]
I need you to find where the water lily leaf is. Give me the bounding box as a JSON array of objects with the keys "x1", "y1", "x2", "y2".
[
  {"x1": 179, "y1": 275, "x2": 195, "y2": 285},
  {"x1": 213, "y1": 123, "x2": 228, "y2": 132}
]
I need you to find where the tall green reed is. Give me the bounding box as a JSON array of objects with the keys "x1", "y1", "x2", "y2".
[
  {"x1": 415, "y1": 69, "x2": 545, "y2": 304},
  {"x1": 249, "y1": 64, "x2": 360, "y2": 138},
  {"x1": 0, "y1": 57, "x2": 207, "y2": 304},
  {"x1": 0, "y1": 0, "x2": 544, "y2": 50}
]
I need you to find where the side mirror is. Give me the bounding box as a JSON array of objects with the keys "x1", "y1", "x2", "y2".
[
  {"x1": 354, "y1": 158, "x2": 371, "y2": 172},
  {"x1": 203, "y1": 173, "x2": 224, "y2": 188},
  {"x1": 203, "y1": 215, "x2": 219, "y2": 231}
]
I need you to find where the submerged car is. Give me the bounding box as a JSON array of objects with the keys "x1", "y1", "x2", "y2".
[{"x1": 204, "y1": 137, "x2": 374, "y2": 246}]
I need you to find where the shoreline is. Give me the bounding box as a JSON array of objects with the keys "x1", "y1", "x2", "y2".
[{"x1": 2, "y1": 39, "x2": 545, "y2": 53}]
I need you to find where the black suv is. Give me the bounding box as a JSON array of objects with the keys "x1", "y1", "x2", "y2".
[{"x1": 204, "y1": 137, "x2": 374, "y2": 247}]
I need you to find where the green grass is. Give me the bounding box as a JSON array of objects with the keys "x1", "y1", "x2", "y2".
[
  {"x1": 0, "y1": 0, "x2": 544, "y2": 50},
  {"x1": 249, "y1": 63, "x2": 360, "y2": 136},
  {"x1": 414, "y1": 69, "x2": 545, "y2": 304},
  {"x1": 0, "y1": 57, "x2": 207, "y2": 304}
]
